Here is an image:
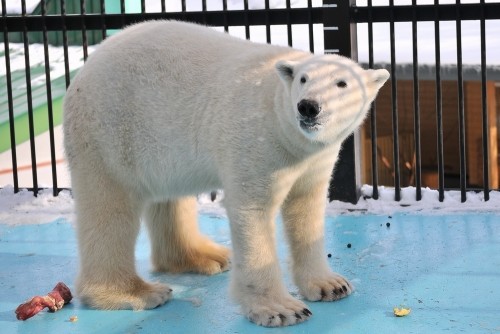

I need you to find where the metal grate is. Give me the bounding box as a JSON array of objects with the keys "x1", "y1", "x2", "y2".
[
  {"x1": 352, "y1": 1, "x2": 500, "y2": 202},
  {"x1": 1, "y1": 0, "x2": 499, "y2": 203}
]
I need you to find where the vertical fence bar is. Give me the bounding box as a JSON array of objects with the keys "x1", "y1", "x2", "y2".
[
  {"x1": 286, "y1": 0, "x2": 292, "y2": 47},
  {"x1": 181, "y1": 0, "x2": 186, "y2": 20},
  {"x1": 455, "y1": 0, "x2": 466, "y2": 202},
  {"x1": 120, "y1": 0, "x2": 126, "y2": 29},
  {"x1": 265, "y1": 0, "x2": 271, "y2": 44},
  {"x1": 307, "y1": 0, "x2": 314, "y2": 53},
  {"x1": 480, "y1": 0, "x2": 490, "y2": 201},
  {"x1": 367, "y1": 0, "x2": 379, "y2": 200},
  {"x1": 100, "y1": 0, "x2": 106, "y2": 40},
  {"x1": 161, "y1": 0, "x2": 165, "y2": 13},
  {"x1": 21, "y1": 0, "x2": 39, "y2": 195},
  {"x1": 434, "y1": 0, "x2": 445, "y2": 202},
  {"x1": 181, "y1": 0, "x2": 186, "y2": 21},
  {"x1": 222, "y1": 0, "x2": 228, "y2": 32},
  {"x1": 2, "y1": 0, "x2": 19, "y2": 193},
  {"x1": 411, "y1": 0, "x2": 422, "y2": 201},
  {"x1": 244, "y1": 0, "x2": 250, "y2": 40},
  {"x1": 325, "y1": 0, "x2": 361, "y2": 204},
  {"x1": 61, "y1": 0, "x2": 71, "y2": 89},
  {"x1": 201, "y1": 0, "x2": 207, "y2": 25},
  {"x1": 80, "y1": 0, "x2": 88, "y2": 61},
  {"x1": 389, "y1": 0, "x2": 401, "y2": 201},
  {"x1": 41, "y1": 0, "x2": 59, "y2": 196},
  {"x1": 141, "y1": 0, "x2": 146, "y2": 14}
]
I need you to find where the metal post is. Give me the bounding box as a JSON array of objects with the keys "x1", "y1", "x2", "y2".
[{"x1": 324, "y1": 0, "x2": 361, "y2": 204}]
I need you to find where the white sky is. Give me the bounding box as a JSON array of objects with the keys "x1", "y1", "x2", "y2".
[
  {"x1": 2, "y1": 0, "x2": 499, "y2": 11},
  {"x1": 356, "y1": 0, "x2": 500, "y2": 65}
]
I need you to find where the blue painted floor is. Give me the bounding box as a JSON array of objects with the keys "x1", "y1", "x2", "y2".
[{"x1": 1, "y1": 212, "x2": 499, "y2": 333}]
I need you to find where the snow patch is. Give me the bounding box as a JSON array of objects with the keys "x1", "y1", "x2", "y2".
[
  {"x1": 327, "y1": 185, "x2": 500, "y2": 216},
  {"x1": 0, "y1": 186, "x2": 74, "y2": 226},
  {"x1": 1, "y1": 185, "x2": 499, "y2": 226},
  {"x1": 0, "y1": 0, "x2": 39, "y2": 14}
]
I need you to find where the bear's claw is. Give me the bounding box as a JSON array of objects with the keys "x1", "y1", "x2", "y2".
[
  {"x1": 298, "y1": 272, "x2": 353, "y2": 302},
  {"x1": 244, "y1": 296, "x2": 312, "y2": 327}
]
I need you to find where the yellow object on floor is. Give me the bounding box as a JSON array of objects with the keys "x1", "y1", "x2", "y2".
[{"x1": 394, "y1": 307, "x2": 411, "y2": 317}]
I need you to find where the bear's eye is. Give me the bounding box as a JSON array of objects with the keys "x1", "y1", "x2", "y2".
[
  {"x1": 336, "y1": 80, "x2": 347, "y2": 88},
  {"x1": 300, "y1": 76, "x2": 307, "y2": 84}
]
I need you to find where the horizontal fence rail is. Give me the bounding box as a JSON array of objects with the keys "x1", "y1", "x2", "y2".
[
  {"x1": 1, "y1": 0, "x2": 499, "y2": 203},
  {"x1": 351, "y1": 3, "x2": 500, "y2": 22},
  {"x1": 0, "y1": 9, "x2": 328, "y2": 32}
]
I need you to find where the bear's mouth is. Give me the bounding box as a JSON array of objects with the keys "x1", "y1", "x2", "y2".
[{"x1": 299, "y1": 119, "x2": 322, "y2": 132}]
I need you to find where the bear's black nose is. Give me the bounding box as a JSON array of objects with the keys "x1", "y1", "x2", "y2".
[{"x1": 297, "y1": 99, "x2": 320, "y2": 118}]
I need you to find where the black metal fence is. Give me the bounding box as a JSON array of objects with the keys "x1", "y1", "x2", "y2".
[
  {"x1": 353, "y1": 1, "x2": 500, "y2": 203},
  {"x1": 1, "y1": 0, "x2": 499, "y2": 203}
]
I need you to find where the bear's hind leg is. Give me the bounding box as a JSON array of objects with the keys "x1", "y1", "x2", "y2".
[
  {"x1": 73, "y1": 169, "x2": 172, "y2": 310},
  {"x1": 144, "y1": 197, "x2": 230, "y2": 275}
]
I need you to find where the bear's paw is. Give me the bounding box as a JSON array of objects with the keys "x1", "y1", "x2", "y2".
[
  {"x1": 153, "y1": 239, "x2": 230, "y2": 275},
  {"x1": 78, "y1": 279, "x2": 173, "y2": 310},
  {"x1": 242, "y1": 294, "x2": 312, "y2": 327}
]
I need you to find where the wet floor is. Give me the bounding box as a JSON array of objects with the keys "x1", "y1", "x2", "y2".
[{"x1": 1, "y1": 211, "x2": 499, "y2": 333}]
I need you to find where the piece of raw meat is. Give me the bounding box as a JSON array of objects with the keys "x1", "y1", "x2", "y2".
[{"x1": 15, "y1": 282, "x2": 73, "y2": 320}]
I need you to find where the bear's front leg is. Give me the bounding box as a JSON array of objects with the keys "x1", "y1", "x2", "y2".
[
  {"x1": 225, "y1": 199, "x2": 312, "y2": 327},
  {"x1": 282, "y1": 178, "x2": 354, "y2": 302}
]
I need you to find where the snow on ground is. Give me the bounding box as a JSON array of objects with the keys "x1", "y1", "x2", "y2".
[
  {"x1": 0, "y1": 186, "x2": 74, "y2": 226},
  {"x1": 0, "y1": 43, "x2": 95, "y2": 87},
  {"x1": 1, "y1": 185, "x2": 498, "y2": 227},
  {"x1": 328, "y1": 185, "x2": 500, "y2": 215},
  {"x1": 0, "y1": 0, "x2": 39, "y2": 14}
]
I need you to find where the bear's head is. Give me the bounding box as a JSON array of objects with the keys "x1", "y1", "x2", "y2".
[{"x1": 275, "y1": 55, "x2": 389, "y2": 145}]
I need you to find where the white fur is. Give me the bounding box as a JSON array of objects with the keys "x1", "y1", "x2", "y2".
[{"x1": 63, "y1": 20, "x2": 389, "y2": 326}]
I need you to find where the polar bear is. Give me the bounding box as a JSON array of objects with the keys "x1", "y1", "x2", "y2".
[{"x1": 63, "y1": 20, "x2": 389, "y2": 327}]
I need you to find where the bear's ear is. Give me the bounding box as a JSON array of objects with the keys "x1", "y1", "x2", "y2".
[
  {"x1": 275, "y1": 60, "x2": 298, "y2": 84},
  {"x1": 368, "y1": 69, "x2": 390, "y2": 89}
]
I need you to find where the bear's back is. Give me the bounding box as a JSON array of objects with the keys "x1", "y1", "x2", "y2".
[
  {"x1": 81, "y1": 20, "x2": 289, "y2": 81},
  {"x1": 64, "y1": 20, "x2": 302, "y2": 119},
  {"x1": 62, "y1": 21, "x2": 305, "y2": 188},
  {"x1": 64, "y1": 20, "x2": 307, "y2": 133}
]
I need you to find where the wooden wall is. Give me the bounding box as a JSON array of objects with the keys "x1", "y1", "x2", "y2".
[{"x1": 361, "y1": 80, "x2": 499, "y2": 189}]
